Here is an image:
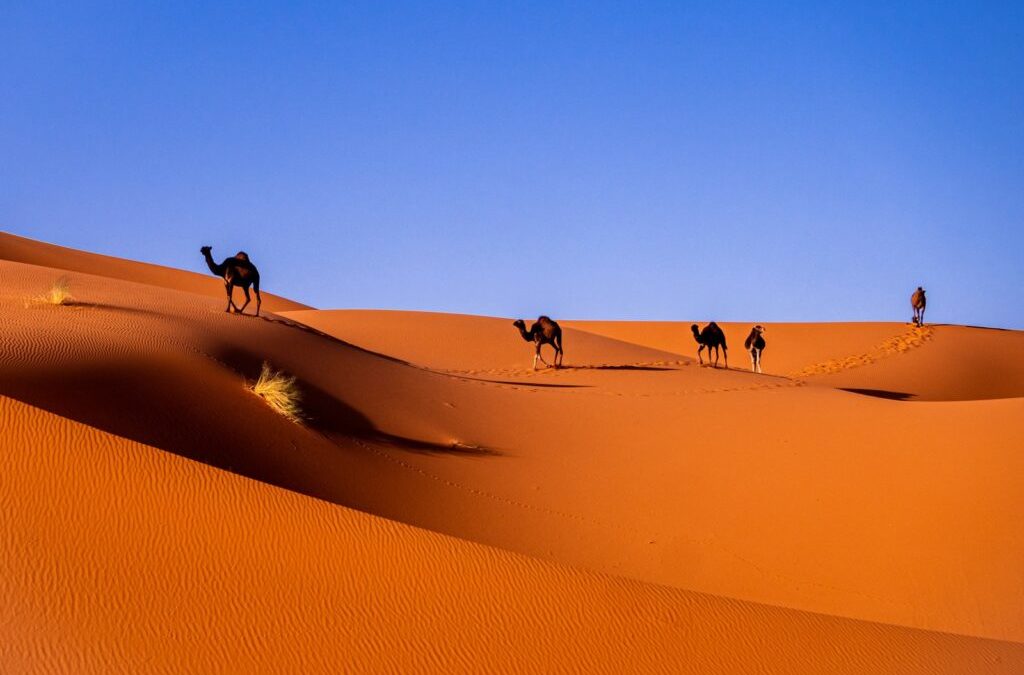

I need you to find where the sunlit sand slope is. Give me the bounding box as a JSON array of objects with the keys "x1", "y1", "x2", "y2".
[
  {"x1": 281, "y1": 308, "x2": 687, "y2": 373},
  {"x1": 569, "y1": 320, "x2": 1024, "y2": 400},
  {"x1": 278, "y1": 308, "x2": 1024, "y2": 641},
  {"x1": 0, "y1": 230, "x2": 309, "y2": 312},
  {"x1": 3, "y1": 396, "x2": 1022, "y2": 674}
]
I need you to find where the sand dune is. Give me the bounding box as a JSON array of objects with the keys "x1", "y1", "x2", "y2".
[
  {"x1": 570, "y1": 320, "x2": 1024, "y2": 400},
  {"x1": 5, "y1": 396, "x2": 1022, "y2": 673},
  {"x1": 281, "y1": 308, "x2": 689, "y2": 373},
  {"x1": 0, "y1": 230, "x2": 309, "y2": 312},
  {"x1": 2, "y1": 235, "x2": 1023, "y2": 671}
]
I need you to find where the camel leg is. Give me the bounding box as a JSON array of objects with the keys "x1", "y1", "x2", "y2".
[
  {"x1": 919, "y1": 307, "x2": 925, "y2": 327},
  {"x1": 712, "y1": 346, "x2": 718, "y2": 368},
  {"x1": 750, "y1": 350, "x2": 756, "y2": 373},
  {"x1": 697, "y1": 345, "x2": 705, "y2": 365},
  {"x1": 236, "y1": 286, "x2": 251, "y2": 315},
  {"x1": 254, "y1": 280, "x2": 262, "y2": 317},
  {"x1": 225, "y1": 283, "x2": 236, "y2": 313},
  {"x1": 537, "y1": 343, "x2": 550, "y2": 368},
  {"x1": 723, "y1": 348, "x2": 728, "y2": 369}
]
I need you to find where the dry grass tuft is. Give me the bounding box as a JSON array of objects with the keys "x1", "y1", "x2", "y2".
[
  {"x1": 34, "y1": 276, "x2": 74, "y2": 306},
  {"x1": 250, "y1": 362, "x2": 303, "y2": 423}
]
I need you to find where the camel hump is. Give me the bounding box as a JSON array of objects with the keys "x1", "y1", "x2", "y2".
[{"x1": 235, "y1": 251, "x2": 250, "y2": 261}]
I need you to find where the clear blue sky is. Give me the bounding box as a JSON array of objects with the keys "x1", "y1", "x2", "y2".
[{"x1": 2, "y1": 2, "x2": 1022, "y2": 327}]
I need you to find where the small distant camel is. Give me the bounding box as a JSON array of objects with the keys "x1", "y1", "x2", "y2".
[
  {"x1": 691, "y1": 322, "x2": 728, "y2": 368},
  {"x1": 744, "y1": 325, "x2": 766, "y2": 373},
  {"x1": 200, "y1": 246, "x2": 262, "y2": 316},
  {"x1": 513, "y1": 316, "x2": 564, "y2": 370},
  {"x1": 911, "y1": 286, "x2": 926, "y2": 327}
]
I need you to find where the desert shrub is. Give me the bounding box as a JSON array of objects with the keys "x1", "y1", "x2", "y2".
[
  {"x1": 36, "y1": 276, "x2": 73, "y2": 305},
  {"x1": 250, "y1": 362, "x2": 302, "y2": 423}
]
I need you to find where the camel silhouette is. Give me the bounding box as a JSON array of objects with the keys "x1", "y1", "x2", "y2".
[
  {"x1": 200, "y1": 246, "x2": 262, "y2": 316},
  {"x1": 691, "y1": 322, "x2": 728, "y2": 368},
  {"x1": 513, "y1": 316, "x2": 564, "y2": 370},
  {"x1": 911, "y1": 287, "x2": 927, "y2": 327},
  {"x1": 744, "y1": 325, "x2": 766, "y2": 373}
]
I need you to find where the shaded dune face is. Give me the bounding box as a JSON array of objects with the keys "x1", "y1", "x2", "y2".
[{"x1": 2, "y1": 233, "x2": 1024, "y2": 671}]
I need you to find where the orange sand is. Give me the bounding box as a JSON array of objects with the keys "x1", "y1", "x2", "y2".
[{"x1": 2, "y1": 232, "x2": 1022, "y2": 672}]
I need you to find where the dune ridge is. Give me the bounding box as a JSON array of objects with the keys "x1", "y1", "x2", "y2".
[
  {"x1": 789, "y1": 324, "x2": 935, "y2": 377},
  {"x1": 0, "y1": 230, "x2": 309, "y2": 312}
]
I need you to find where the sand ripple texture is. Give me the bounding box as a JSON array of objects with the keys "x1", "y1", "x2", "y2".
[{"x1": 3, "y1": 397, "x2": 1023, "y2": 674}]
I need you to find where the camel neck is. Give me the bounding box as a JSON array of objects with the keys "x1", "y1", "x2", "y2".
[{"x1": 203, "y1": 252, "x2": 224, "y2": 276}]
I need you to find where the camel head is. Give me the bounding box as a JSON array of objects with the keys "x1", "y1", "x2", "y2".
[
  {"x1": 690, "y1": 323, "x2": 701, "y2": 338},
  {"x1": 513, "y1": 319, "x2": 532, "y2": 341},
  {"x1": 200, "y1": 245, "x2": 213, "y2": 255},
  {"x1": 752, "y1": 325, "x2": 765, "y2": 335}
]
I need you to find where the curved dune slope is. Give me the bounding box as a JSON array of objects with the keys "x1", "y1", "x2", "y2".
[
  {"x1": 281, "y1": 309, "x2": 689, "y2": 374},
  {"x1": 5, "y1": 396, "x2": 1021, "y2": 673},
  {"x1": 277, "y1": 307, "x2": 1024, "y2": 641},
  {"x1": 0, "y1": 230, "x2": 309, "y2": 312},
  {"x1": 569, "y1": 321, "x2": 1024, "y2": 400},
  {"x1": 1, "y1": 236, "x2": 1023, "y2": 668}
]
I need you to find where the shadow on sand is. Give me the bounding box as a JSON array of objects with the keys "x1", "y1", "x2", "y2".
[
  {"x1": 0, "y1": 347, "x2": 500, "y2": 519},
  {"x1": 839, "y1": 388, "x2": 916, "y2": 401},
  {"x1": 565, "y1": 364, "x2": 677, "y2": 372}
]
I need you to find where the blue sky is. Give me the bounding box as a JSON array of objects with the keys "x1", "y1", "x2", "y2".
[{"x1": 2, "y1": 2, "x2": 1022, "y2": 327}]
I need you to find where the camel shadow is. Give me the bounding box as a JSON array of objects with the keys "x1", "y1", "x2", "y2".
[
  {"x1": 567, "y1": 364, "x2": 676, "y2": 372},
  {"x1": 447, "y1": 373, "x2": 589, "y2": 388}
]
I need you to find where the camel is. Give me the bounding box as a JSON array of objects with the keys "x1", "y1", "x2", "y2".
[
  {"x1": 691, "y1": 322, "x2": 728, "y2": 368},
  {"x1": 200, "y1": 246, "x2": 262, "y2": 316},
  {"x1": 911, "y1": 286, "x2": 926, "y2": 327},
  {"x1": 513, "y1": 316, "x2": 564, "y2": 370},
  {"x1": 744, "y1": 325, "x2": 766, "y2": 373}
]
